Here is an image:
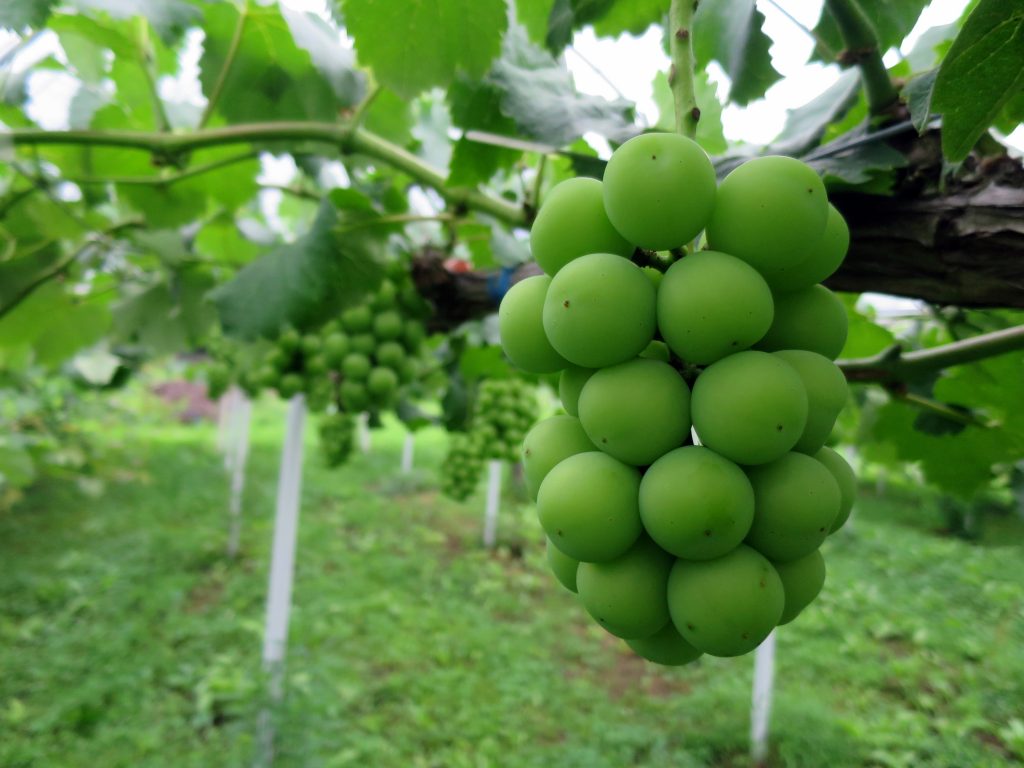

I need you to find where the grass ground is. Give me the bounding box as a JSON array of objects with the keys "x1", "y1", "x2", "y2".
[{"x1": 1, "y1": 394, "x2": 1022, "y2": 768}]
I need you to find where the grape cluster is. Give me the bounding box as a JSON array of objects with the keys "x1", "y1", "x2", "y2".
[
  {"x1": 439, "y1": 379, "x2": 538, "y2": 500},
  {"x1": 500, "y1": 132, "x2": 856, "y2": 666},
  {"x1": 440, "y1": 432, "x2": 486, "y2": 501},
  {"x1": 317, "y1": 412, "x2": 356, "y2": 467}
]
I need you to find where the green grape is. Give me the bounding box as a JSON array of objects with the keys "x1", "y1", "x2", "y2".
[
  {"x1": 537, "y1": 451, "x2": 642, "y2": 563},
  {"x1": 323, "y1": 332, "x2": 350, "y2": 366},
  {"x1": 257, "y1": 365, "x2": 279, "y2": 389},
  {"x1": 667, "y1": 545, "x2": 784, "y2": 657},
  {"x1": 546, "y1": 538, "x2": 580, "y2": 593},
  {"x1": 772, "y1": 350, "x2": 848, "y2": 454},
  {"x1": 657, "y1": 250, "x2": 774, "y2": 365},
  {"x1": 367, "y1": 367, "x2": 399, "y2": 401},
  {"x1": 376, "y1": 340, "x2": 406, "y2": 370},
  {"x1": 278, "y1": 372, "x2": 304, "y2": 398},
  {"x1": 577, "y1": 358, "x2": 691, "y2": 466},
  {"x1": 322, "y1": 319, "x2": 341, "y2": 336},
  {"x1": 639, "y1": 340, "x2": 671, "y2": 362},
  {"x1": 342, "y1": 353, "x2": 371, "y2": 380},
  {"x1": 266, "y1": 346, "x2": 288, "y2": 371},
  {"x1": 773, "y1": 549, "x2": 825, "y2": 625},
  {"x1": 542, "y1": 252, "x2": 656, "y2": 368},
  {"x1": 498, "y1": 275, "x2": 570, "y2": 373},
  {"x1": 744, "y1": 452, "x2": 841, "y2": 562},
  {"x1": 341, "y1": 305, "x2": 373, "y2": 333},
  {"x1": 278, "y1": 326, "x2": 302, "y2": 353},
  {"x1": 626, "y1": 622, "x2": 703, "y2": 667},
  {"x1": 558, "y1": 365, "x2": 595, "y2": 416},
  {"x1": 641, "y1": 265, "x2": 663, "y2": 290},
  {"x1": 529, "y1": 177, "x2": 634, "y2": 275},
  {"x1": 318, "y1": 413, "x2": 356, "y2": 467},
  {"x1": 398, "y1": 357, "x2": 418, "y2": 384},
  {"x1": 306, "y1": 354, "x2": 329, "y2": 375},
  {"x1": 398, "y1": 283, "x2": 428, "y2": 315},
  {"x1": 306, "y1": 380, "x2": 331, "y2": 412},
  {"x1": 815, "y1": 446, "x2": 856, "y2": 533},
  {"x1": 576, "y1": 536, "x2": 673, "y2": 639},
  {"x1": 340, "y1": 380, "x2": 370, "y2": 411},
  {"x1": 705, "y1": 155, "x2": 829, "y2": 274},
  {"x1": 756, "y1": 285, "x2": 848, "y2": 360},
  {"x1": 440, "y1": 432, "x2": 484, "y2": 501},
  {"x1": 691, "y1": 351, "x2": 808, "y2": 465},
  {"x1": 351, "y1": 333, "x2": 377, "y2": 356},
  {"x1": 402, "y1": 319, "x2": 425, "y2": 350},
  {"x1": 373, "y1": 310, "x2": 403, "y2": 341},
  {"x1": 602, "y1": 132, "x2": 717, "y2": 250},
  {"x1": 373, "y1": 279, "x2": 397, "y2": 309},
  {"x1": 522, "y1": 415, "x2": 595, "y2": 500},
  {"x1": 639, "y1": 446, "x2": 755, "y2": 560},
  {"x1": 301, "y1": 334, "x2": 321, "y2": 356},
  {"x1": 762, "y1": 204, "x2": 849, "y2": 292}
]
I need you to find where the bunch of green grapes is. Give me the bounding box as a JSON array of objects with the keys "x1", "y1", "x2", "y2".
[
  {"x1": 500, "y1": 132, "x2": 856, "y2": 667},
  {"x1": 440, "y1": 432, "x2": 486, "y2": 501},
  {"x1": 317, "y1": 412, "x2": 356, "y2": 467},
  {"x1": 473, "y1": 379, "x2": 538, "y2": 462}
]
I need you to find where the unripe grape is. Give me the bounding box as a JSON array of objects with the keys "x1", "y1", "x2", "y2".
[
  {"x1": 657, "y1": 250, "x2": 774, "y2": 364},
  {"x1": 498, "y1": 275, "x2": 569, "y2": 373},
  {"x1": 342, "y1": 353, "x2": 371, "y2": 380},
  {"x1": 278, "y1": 372, "x2": 304, "y2": 398},
  {"x1": 706, "y1": 155, "x2": 829, "y2": 273},
  {"x1": 341, "y1": 305, "x2": 373, "y2": 333},
  {"x1": 278, "y1": 326, "x2": 301, "y2": 352},
  {"x1": 626, "y1": 622, "x2": 703, "y2": 666},
  {"x1": 542, "y1": 252, "x2": 656, "y2": 368},
  {"x1": 639, "y1": 446, "x2": 755, "y2": 560},
  {"x1": 772, "y1": 350, "x2": 848, "y2": 454},
  {"x1": 602, "y1": 132, "x2": 717, "y2": 250},
  {"x1": 577, "y1": 536, "x2": 673, "y2": 639},
  {"x1": 398, "y1": 357, "x2": 418, "y2": 384},
  {"x1": 537, "y1": 451, "x2": 642, "y2": 563},
  {"x1": 301, "y1": 334, "x2": 321, "y2": 356},
  {"x1": 340, "y1": 380, "x2": 370, "y2": 410},
  {"x1": 641, "y1": 265, "x2": 663, "y2": 290},
  {"x1": 351, "y1": 333, "x2": 376, "y2": 356},
  {"x1": 744, "y1": 452, "x2": 841, "y2": 562},
  {"x1": 667, "y1": 545, "x2": 784, "y2": 657},
  {"x1": 376, "y1": 340, "x2": 406, "y2": 370},
  {"x1": 266, "y1": 347, "x2": 288, "y2": 371},
  {"x1": 546, "y1": 538, "x2": 580, "y2": 593},
  {"x1": 577, "y1": 358, "x2": 691, "y2": 466},
  {"x1": 323, "y1": 332, "x2": 350, "y2": 366},
  {"x1": 522, "y1": 415, "x2": 595, "y2": 500},
  {"x1": 639, "y1": 340, "x2": 670, "y2": 362},
  {"x1": 762, "y1": 204, "x2": 849, "y2": 292},
  {"x1": 773, "y1": 549, "x2": 825, "y2": 625},
  {"x1": 530, "y1": 177, "x2": 633, "y2": 275},
  {"x1": 756, "y1": 285, "x2": 848, "y2": 360},
  {"x1": 367, "y1": 367, "x2": 399, "y2": 400},
  {"x1": 306, "y1": 354, "x2": 329, "y2": 375},
  {"x1": 558, "y1": 365, "x2": 595, "y2": 416},
  {"x1": 373, "y1": 310, "x2": 403, "y2": 341},
  {"x1": 691, "y1": 351, "x2": 808, "y2": 465},
  {"x1": 402, "y1": 319, "x2": 425, "y2": 350},
  {"x1": 815, "y1": 446, "x2": 856, "y2": 533},
  {"x1": 373, "y1": 278, "x2": 397, "y2": 309},
  {"x1": 257, "y1": 365, "x2": 278, "y2": 389}
]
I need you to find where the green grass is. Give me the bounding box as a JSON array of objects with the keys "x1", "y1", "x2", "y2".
[{"x1": 1, "y1": 396, "x2": 1022, "y2": 768}]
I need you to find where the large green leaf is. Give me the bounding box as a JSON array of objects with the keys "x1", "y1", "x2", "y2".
[
  {"x1": 0, "y1": 281, "x2": 110, "y2": 367},
  {"x1": 591, "y1": 0, "x2": 665, "y2": 38},
  {"x1": 486, "y1": 25, "x2": 634, "y2": 145},
  {"x1": 281, "y1": 8, "x2": 366, "y2": 107},
  {"x1": 447, "y1": 78, "x2": 521, "y2": 186},
  {"x1": 932, "y1": 0, "x2": 1024, "y2": 161},
  {"x1": 66, "y1": 0, "x2": 200, "y2": 44},
  {"x1": 199, "y1": 3, "x2": 343, "y2": 124},
  {"x1": 516, "y1": 0, "x2": 556, "y2": 45},
  {"x1": 769, "y1": 69, "x2": 861, "y2": 157},
  {"x1": 210, "y1": 198, "x2": 386, "y2": 339},
  {"x1": 693, "y1": 0, "x2": 780, "y2": 106},
  {"x1": 902, "y1": 69, "x2": 938, "y2": 134},
  {"x1": 343, "y1": 0, "x2": 507, "y2": 99}
]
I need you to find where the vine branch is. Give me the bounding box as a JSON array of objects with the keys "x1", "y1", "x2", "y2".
[
  {"x1": 838, "y1": 325, "x2": 1024, "y2": 383},
  {"x1": 824, "y1": 0, "x2": 899, "y2": 115},
  {"x1": 668, "y1": 0, "x2": 699, "y2": 139}
]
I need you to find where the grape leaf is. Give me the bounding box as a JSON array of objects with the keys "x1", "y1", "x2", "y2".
[
  {"x1": 199, "y1": 3, "x2": 343, "y2": 124},
  {"x1": 652, "y1": 70, "x2": 727, "y2": 156},
  {"x1": 0, "y1": 0, "x2": 56, "y2": 29},
  {"x1": 902, "y1": 69, "x2": 938, "y2": 134},
  {"x1": 591, "y1": 0, "x2": 665, "y2": 38},
  {"x1": 281, "y1": 8, "x2": 366, "y2": 107},
  {"x1": 0, "y1": 281, "x2": 110, "y2": 367},
  {"x1": 932, "y1": 0, "x2": 1024, "y2": 161},
  {"x1": 487, "y1": 25, "x2": 634, "y2": 145},
  {"x1": 693, "y1": 0, "x2": 780, "y2": 106},
  {"x1": 65, "y1": 0, "x2": 200, "y2": 44},
  {"x1": 210, "y1": 199, "x2": 385, "y2": 339},
  {"x1": 517, "y1": 0, "x2": 556, "y2": 45},
  {"x1": 447, "y1": 78, "x2": 521, "y2": 186},
  {"x1": 362, "y1": 88, "x2": 413, "y2": 146},
  {"x1": 343, "y1": 0, "x2": 507, "y2": 99},
  {"x1": 769, "y1": 69, "x2": 861, "y2": 157},
  {"x1": 837, "y1": 295, "x2": 896, "y2": 358},
  {"x1": 0, "y1": 444, "x2": 35, "y2": 489},
  {"x1": 545, "y1": 0, "x2": 613, "y2": 52}
]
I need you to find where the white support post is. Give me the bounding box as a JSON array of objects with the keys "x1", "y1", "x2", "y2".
[
  {"x1": 750, "y1": 629, "x2": 777, "y2": 765},
  {"x1": 226, "y1": 395, "x2": 252, "y2": 559},
  {"x1": 257, "y1": 394, "x2": 307, "y2": 768},
  {"x1": 400, "y1": 432, "x2": 415, "y2": 474},
  {"x1": 218, "y1": 386, "x2": 239, "y2": 468},
  {"x1": 483, "y1": 460, "x2": 502, "y2": 548},
  {"x1": 357, "y1": 411, "x2": 372, "y2": 454}
]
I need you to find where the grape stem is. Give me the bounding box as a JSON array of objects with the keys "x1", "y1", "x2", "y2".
[
  {"x1": 668, "y1": 0, "x2": 699, "y2": 140},
  {"x1": 824, "y1": 0, "x2": 899, "y2": 115},
  {"x1": 838, "y1": 324, "x2": 1024, "y2": 383}
]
